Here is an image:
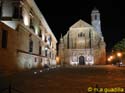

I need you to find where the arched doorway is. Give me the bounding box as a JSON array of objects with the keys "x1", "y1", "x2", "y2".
[{"x1": 79, "y1": 56, "x2": 85, "y2": 65}]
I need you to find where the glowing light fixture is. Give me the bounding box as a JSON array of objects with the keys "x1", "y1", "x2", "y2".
[
  {"x1": 107, "y1": 58, "x2": 111, "y2": 62},
  {"x1": 117, "y1": 52, "x2": 122, "y2": 57},
  {"x1": 24, "y1": 15, "x2": 29, "y2": 26},
  {"x1": 110, "y1": 55, "x2": 114, "y2": 60}
]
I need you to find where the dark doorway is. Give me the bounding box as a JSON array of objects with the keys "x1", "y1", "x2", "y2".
[{"x1": 79, "y1": 56, "x2": 85, "y2": 65}]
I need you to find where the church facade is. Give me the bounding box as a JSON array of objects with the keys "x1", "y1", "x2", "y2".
[{"x1": 58, "y1": 8, "x2": 106, "y2": 65}]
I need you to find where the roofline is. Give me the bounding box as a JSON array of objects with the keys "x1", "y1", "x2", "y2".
[
  {"x1": 27, "y1": 0, "x2": 57, "y2": 43},
  {"x1": 69, "y1": 19, "x2": 92, "y2": 29}
]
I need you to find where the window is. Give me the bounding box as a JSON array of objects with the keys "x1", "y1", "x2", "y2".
[
  {"x1": 19, "y1": 6, "x2": 23, "y2": 19},
  {"x1": 45, "y1": 36, "x2": 47, "y2": 42},
  {"x1": 95, "y1": 15, "x2": 97, "y2": 20},
  {"x1": 39, "y1": 30, "x2": 42, "y2": 37},
  {"x1": 39, "y1": 45, "x2": 41, "y2": 55},
  {"x1": 0, "y1": 0, "x2": 3, "y2": 19},
  {"x1": 13, "y1": 6, "x2": 19, "y2": 18},
  {"x1": 2, "y1": 30, "x2": 8, "y2": 48},
  {"x1": 49, "y1": 52, "x2": 51, "y2": 58},
  {"x1": 30, "y1": 17, "x2": 34, "y2": 32},
  {"x1": 29, "y1": 40, "x2": 33, "y2": 52},
  {"x1": 29, "y1": 34, "x2": 33, "y2": 52},
  {"x1": 98, "y1": 38, "x2": 101, "y2": 48},
  {"x1": 48, "y1": 36, "x2": 51, "y2": 45},
  {"x1": 13, "y1": 1, "x2": 22, "y2": 19},
  {"x1": 35, "y1": 57, "x2": 37, "y2": 62},
  {"x1": 45, "y1": 50, "x2": 47, "y2": 57},
  {"x1": 78, "y1": 32, "x2": 84, "y2": 37}
]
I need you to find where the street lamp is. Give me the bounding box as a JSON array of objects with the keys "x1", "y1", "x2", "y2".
[
  {"x1": 117, "y1": 52, "x2": 122, "y2": 57},
  {"x1": 107, "y1": 58, "x2": 111, "y2": 62},
  {"x1": 117, "y1": 52, "x2": 122, "y2": 67},
  {"x1": 110, "y1": 55, "x2": 114, "y2": 60},
  {"x1": 107, "y1": 55, "x2": 114, "y2": 64}
]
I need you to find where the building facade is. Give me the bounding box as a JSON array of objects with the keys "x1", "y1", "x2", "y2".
[
  {"x1": 0, "y1": 0, "x2": 57, "y2": 74},
  {"x1": 58, "y1": 8, "x2": 106, "y2": 65}
]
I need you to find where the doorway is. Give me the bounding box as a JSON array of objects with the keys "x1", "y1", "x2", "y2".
[{"x1": 79, "y1": 56, "x2": 85, "y2": 65}]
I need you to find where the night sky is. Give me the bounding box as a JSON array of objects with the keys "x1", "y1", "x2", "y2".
[{"x1": 34, "y1": 0, "x2": 125, "y2": 51}]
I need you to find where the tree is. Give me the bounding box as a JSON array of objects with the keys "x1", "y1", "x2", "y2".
[
  {"x1": 113, "y1": 38, "x2": 125, "y2": 52},
  {"x1": 112, "y1": 38, "x2": 125, "y2": 63}
]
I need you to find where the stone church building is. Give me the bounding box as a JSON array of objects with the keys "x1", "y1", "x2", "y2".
[{"x1": 58, "y1": 8, "x2": 106, "y2": 65}]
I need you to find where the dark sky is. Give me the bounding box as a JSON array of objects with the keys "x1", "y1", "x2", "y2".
[{"x1": 34, "y1": 0, "x2": 125, "y2": 51}]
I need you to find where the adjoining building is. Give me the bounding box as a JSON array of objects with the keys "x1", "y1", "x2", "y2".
[
  {"x1": 58, "y1": 8, "x2": 106, "y2": 65},
  {"x1": 0, "y1": 0, "x2": 57, "y2": 74}
]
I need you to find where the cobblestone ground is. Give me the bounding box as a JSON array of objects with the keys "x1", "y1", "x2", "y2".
[{"x1": 1, "y1": 65, "x2": 125, "y2": 93}]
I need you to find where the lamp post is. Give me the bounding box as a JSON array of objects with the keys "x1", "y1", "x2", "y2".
[{"x1": 117, "y1": 52, "x2": 122, "y2": 67}]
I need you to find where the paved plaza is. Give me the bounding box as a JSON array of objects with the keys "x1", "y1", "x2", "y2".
[{"x1": 1, "y1": 65, "x2": 125, "y2": 93}]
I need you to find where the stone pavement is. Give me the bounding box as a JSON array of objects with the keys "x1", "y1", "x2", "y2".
[{"x1": 1, "y1": 65, "x2": 125, "y2": 93}]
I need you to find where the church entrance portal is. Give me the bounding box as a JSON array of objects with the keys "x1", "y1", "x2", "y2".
[{"x1": 79, "y1": 56, "x2": 85, "y2": 65}]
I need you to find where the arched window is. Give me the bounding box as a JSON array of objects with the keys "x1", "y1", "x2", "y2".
[
  {"x1": 95, "y1": 15, "x2": 97, "y2": 20},
  {"x1": 78, "y1": 32, "x2": 84, "y2": 37}
]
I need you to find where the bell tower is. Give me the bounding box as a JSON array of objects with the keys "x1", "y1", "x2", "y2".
[
  {"x1": 91, "y1": 7, "x2": 102, "y2": 35},
  {"x1": 58, "y1": 34, "x2": 64, "y2": 65}
]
